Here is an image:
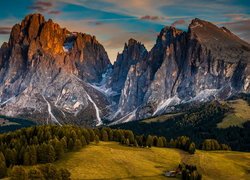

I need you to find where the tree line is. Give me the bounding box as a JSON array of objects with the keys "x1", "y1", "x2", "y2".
[
  {"x1": 112, "y1": 101, "x2": 245, "y2": 151},
  {"x1": 0, "y1": 125, "x2": 199, "y2": 178},
  {"x1": 201, "y1": 139, "x2": 231, "y2": 151},
  {"x1": 179, "y1": 163, "x2": 202, "y2": 180},
  {"x1": 10, "y1": 163, "x2": 70, "y2": 180}
]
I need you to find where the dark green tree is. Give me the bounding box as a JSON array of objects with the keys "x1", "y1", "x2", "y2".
[
  {"x1": 101, "y1": 130, "x2": 109, "y2": 141},
  {"x1": 146, "y1": 135, "x2": 153, "y2": 147},
  {"x1": 10, "y1": 166, "x2": 27, "y2": 180},
  {"x1": 95, "y1": 135, "x2": 100, "y2": 144},
  {"x1": 47, "y1": 144, "x2": 56, "y2": 163},
  {"x1": 74, "y1": 139, "x2": 82, "y2": 150},
  {"x1": 60, "y1": 168, "x2": 71, "y2": 180},
  {"x1": 188, "y1": 143, "x2": 196, "y2": 154},
  {"x1": 39, "y1": 164, "x2": 61, "y2": 180},
  {"x1": 157, "y1": 137, "x2": 164, "y2": 147},
  {"x1": 0, "y1": 151, "x2": 7, "y2": 178},
  {"x1": 28, "y1": 168, "x2": 44, "y2": 180},
  {"x1": 54, "y1": 140, "x2": 64, "y2": 160}
]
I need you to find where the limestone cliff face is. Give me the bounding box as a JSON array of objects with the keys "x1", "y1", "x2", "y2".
[
  {"x1": 1, "y1": 14, "x2": 250, "y2": 125},
  {"x1": 111, "y1": 18, "x2": 250, "y2": 122},
  {"x1": 0, "y1": 14, "x2": 111, "y2": 126}
]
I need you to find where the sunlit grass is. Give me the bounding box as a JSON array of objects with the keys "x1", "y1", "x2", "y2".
[
  {"x1": 217, "y1": 99, "x2": 250, "y2": 128},
  {"x1": 53, "y1": 142, "x2": 250, "y2": 180}
]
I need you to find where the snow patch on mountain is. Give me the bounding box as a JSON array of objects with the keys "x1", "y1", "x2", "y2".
[
  {"x1": 63, "y1": 42, "x2": 74, "y2": 52},
  {"x1": 85, "y1": 93, "x2": 102, "y2": 126},
  {"x1": 42, "y1": 94, "x2": 62, "y2": 126}
]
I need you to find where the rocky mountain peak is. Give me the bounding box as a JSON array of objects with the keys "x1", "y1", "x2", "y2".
[{"x1": 127, "y1": 38, "x2": 139, "y2": 46}]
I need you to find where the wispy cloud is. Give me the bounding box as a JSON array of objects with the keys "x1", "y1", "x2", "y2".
[
  {"x1": 28, "y1": 0, "x2": 61, "y2": 15},
  {"x1": 0, "y1": 27, "x2": 12, "y2": 34},
  {"x1": 140, "y1": 15, "x2": 165, "y2": 21},
  {"x1": 222, "y1": 20, "x2": 250, "y2": 43},
  {"x1": 171, "y1": 19, "x2": 186, "y2": 26},
  {"x1": 48, "y1": 10, "x2": 61, "y2": 15}
]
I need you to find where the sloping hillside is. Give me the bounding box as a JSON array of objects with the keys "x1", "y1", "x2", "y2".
[
  {"x1": 112, "y1": 100, "x2": 250, "y2": 151},
  {"x1": 217, "y1": 99, "x2": 250, "y2": 128},
  {"x1": 53, "y1": 142, "x2": 250, "y2": 180}
]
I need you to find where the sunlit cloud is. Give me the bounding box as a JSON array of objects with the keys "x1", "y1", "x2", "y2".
[{"x1": 0, "y1": 27, "x2": 12, "y2": 34}]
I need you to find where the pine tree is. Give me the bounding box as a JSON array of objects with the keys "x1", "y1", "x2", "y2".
[
  {"x1": 153, "y1": 136, "x2": 159, "y2": 147},
  {"x1": 146, "y1": 135, "x2": 153, "y2": 147},
  {"x1": 74, "y1": 139, "x2": 82, "y2": 150},
  {"x1": 10, "y1": 166, "x2": 27, "y2": 180},
  {"x1": 88, "y1": 129, "x2": 95, "y2": 142},
  {"x1": 188, "y1": 143, "x2": 196, "y2": 154},
  {"x1": 23, "y1": 150, "x2": 30, "y2": 165},
  {"x1": 134, "y1": 139, "x2": 138, "y2": 147},
  {"x1": 37, "y1": 143, "x2": 47, "y2": 163},
  {"x1": 125, "y1": 138, "x2": 130, "y2": 146},
  {"x1": 39, "y1": 164, "x2": 60, "y2": 180},
  {"x1": 161, "y1": 137, "x2": 167, "y2": 147},
  {"x1": 60, "y1": 168, "x2": 71, "y2": 180},
  {"x1": 68, "y1": 138, "x2": 74, "y2": 151},
  {"x1": 29, "y1": 146, "x2": 37, "y2": 165},
  {"x1": 0, "y1": 151, "x2": 7, "y2": 178},
  {"x1": 82, "y1": 129, "x2": 90, "y2": 144},
  {"x1": 101, "y1": 130, "x2": 109, "y2": 141},
  {"x1": 80, "y1": 136, "x2": 87, "y2": 147},
  {"x1": 28, "y1": 168, "x2": 44, "y2": 180},
  {"x1": 126, "y1": 131, "x2": 134, "y2": 144},
  {"x1": 60, "y1": 136, "x2": 68, "y2": 151},
  {"x1": 95, "y1": 135, "x2": 100, "y2": 145},
  {"x1": 5, "y1": 148, "x2": 16, "y2": 167},
  {"x1": 54, "y1": 140, "x2": 64, "y2": 160},
  {"x1": 157, "y1": 137, "x2": 164, "y2": 147},
  {"x1": 47, "y1": 145, "x2": 56, "y2": 163}
]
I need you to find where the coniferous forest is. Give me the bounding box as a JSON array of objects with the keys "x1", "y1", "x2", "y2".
[{"x1": 0, "y1": 125, "x2": 231, "y2": 179}]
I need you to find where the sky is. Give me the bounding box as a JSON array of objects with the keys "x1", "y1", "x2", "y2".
[{"x1": 0, "y1": 0, "x2": 250, "y2": 62}]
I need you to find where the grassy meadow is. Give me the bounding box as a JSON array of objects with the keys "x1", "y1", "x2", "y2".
[
  {"x1": 52, "y1": 142, "x2": 250, "y2": 180},
  {"x1": 217, "y1": 99, "x2": 250, "y2": 128}
]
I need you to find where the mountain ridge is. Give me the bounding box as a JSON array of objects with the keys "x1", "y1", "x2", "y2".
[{"x1": 0, "y1": 13, "x2": 250, "y2": 126}]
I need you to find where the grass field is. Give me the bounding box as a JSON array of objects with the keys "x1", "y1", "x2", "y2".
[
  {"x1": 142, "y1": 113, "x2": 182, "y2": 124},
  {"x1": 53, "y1": 142, "x2": 250, "y2": 180},
  {"x1": 217, "y1": 99, "x2": 250, "y2": 128}
]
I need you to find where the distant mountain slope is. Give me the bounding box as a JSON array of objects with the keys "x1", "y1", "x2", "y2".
[{"x1": 112, "y1": 98, "x2": 250, "y2": 151}]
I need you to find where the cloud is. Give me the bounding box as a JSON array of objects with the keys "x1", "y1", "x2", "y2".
[
  {"x1": 88, "y1": 21, "x2": 103, "y2": 26},
  {"x1": 36, "y1": 1, "x2": 53, "y2": 7},
  {"x1": 140, "y1": 15, "x2": 165, "y2": 21},
  {"x1": 221, "y1": 20, "x2": 250, "y2": 43},
  {"x1": 27, "y1": 0, "x2": 61, "y2": 15},
  {"x1": 171, "y1": 19, "x2": 186, "y2": 26},
  {"x1": 48, "y1": 10, "x2": 61, "y2": 15},
  {"x1": 224, "y1": 14, "x2": 250, "y2": 21},
  {"x1": 57, "y1": 0, "x2": 172, "y2": 17},
  {"x1": 27, "y1": 5, "x2": 46, "y2": 12},
  {"x1": 28, "y1": 1, "x2": 53, "y2": 12},
  {"x1": 0, "y1": 27, "x2": 12, "y2": 34}
]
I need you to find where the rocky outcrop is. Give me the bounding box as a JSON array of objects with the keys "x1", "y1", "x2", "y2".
[
  {"x1": 1, "y1": 14, "x2": 250, "y2": 125},
  {"x1": 111, "y1": 18, "x2": 250, "y2": 122},
  {"x1": 0, "y1": 14, "x2": 111, "y2": 126}
]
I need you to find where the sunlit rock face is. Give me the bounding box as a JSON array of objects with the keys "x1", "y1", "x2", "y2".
[
  {"x1": 0, "y1": 14, "x2": 250, "y2": 125},
  {"x1": 0, "y1": 14, "x2": 111, "y2": 126},
  {"x1": 110, "y1": 18, "x2": 250, "y2": 123}
]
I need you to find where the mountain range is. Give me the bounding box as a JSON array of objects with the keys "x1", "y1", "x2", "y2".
[{"x1": 0, "y1": 13, "x2": 250, "y2": 126}]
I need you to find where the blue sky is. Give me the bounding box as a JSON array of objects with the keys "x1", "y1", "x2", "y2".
[{"x1": 0, "y1": 0, "x2": 250, "y2": 62}]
